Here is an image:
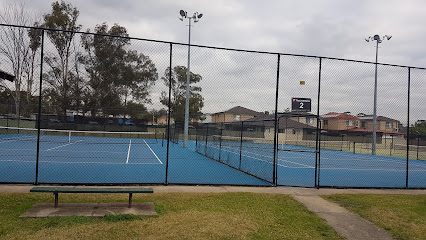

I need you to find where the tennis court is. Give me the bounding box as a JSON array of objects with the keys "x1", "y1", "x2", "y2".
[
  {"x1": 197, "y1": 135, "x2": 426, "y2": 188},
  {"x1": 0, "y1": 127, "x2": 268, "y2": 185},
  {"x1": 1, "y1": 126, "x2": 425, "y2": 187}
]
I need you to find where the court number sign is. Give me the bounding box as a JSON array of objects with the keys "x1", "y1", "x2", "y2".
[{"x1": 291, "y1": 98, "x2": 311, "y2": 112}]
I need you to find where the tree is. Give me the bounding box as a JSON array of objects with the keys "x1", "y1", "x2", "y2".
[
  {"x1": 0, "y1": 2, "x2": 41, "y2": 117},
  {"x1": 80, "y1": 23, "x2": 157, "y2": 116},
  {"x1": 160, "y1": 66, "x2": 204, "y2": 122},
  {"x1": 410, "y1": 121, "x2": 426, "y2": 136},
  {"x1": 42, "y1": 0, "x2": 82, "y2": 115}
]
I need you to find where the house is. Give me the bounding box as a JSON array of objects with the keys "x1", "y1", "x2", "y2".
[
  {"x1": 217, "y1": 113, "x2": 316, "y2": 140},
  {"x1": 211, "y1": 106, "x2": 263, "y2": 123},
  {"x1": 356, "y1": 114, "x2": 401, "y2": 134},
  {"x1": 282, "y1": 112, "x2": 318, "y2": 128},
  {"x1": 320, "y1": 112, "x2": 360, "y2": 131},
  {"x1": 157, "y1": 115, "x2": 174, "y2": 125},
  {"x1": 198, "y1": 113, "x2": 212, "y2": 123}
]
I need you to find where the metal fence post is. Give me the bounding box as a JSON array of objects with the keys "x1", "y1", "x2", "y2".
[
  {"x1": 406, "y1": 67, "x2": 411, "y2": 188},
  {"x1": 165, "y1": 43, "x2": 173, "y2": 185},
  {"x1": 315, "y1": 57, "x2": 322, "y2": 188},
  {"x1": 35, "y1": 29, "x2": 44, "y2": 185},
  {"x1": 272, "y1": 54, "x2": 280, "y2": 186}
]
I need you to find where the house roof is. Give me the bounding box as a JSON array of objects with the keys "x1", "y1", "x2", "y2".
[
  {"x1": 321, "y1": 112, "x2": 360, "y2": 120},
  {"x1": 242, "y1": 114, "x2": 316, "y2": 129},
  {"x1": 213, "y1": 106, "x2": 263, "y2": 116},
  {"x1": 357, "y1": 115, "x2": 399, "y2": 122},
  {"x1": 0, "y1": 70, "x2": 15, "y2": 82}
]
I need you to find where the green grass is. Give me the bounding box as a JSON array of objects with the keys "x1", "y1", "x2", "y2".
[
  {"x1": 0, "y1": 192, "x2": 342, "y2": 240},
  {"x1": 324, "y1": 194, "x2": 426, "y2": 240}
]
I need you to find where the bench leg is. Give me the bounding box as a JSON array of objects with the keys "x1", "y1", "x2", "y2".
[
  {"x1": 128, "y1": 193, "x2": 133, "y2": 208},
  {"x1": 54, "y1": 193, "x2": 58, "y2": 208}
]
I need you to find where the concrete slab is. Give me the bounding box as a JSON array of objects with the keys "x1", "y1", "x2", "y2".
[{"x1": 20, "y1": 202, "x2": 156, "y2": 217}]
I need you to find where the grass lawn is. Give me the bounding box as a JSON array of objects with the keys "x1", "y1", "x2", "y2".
[
  {"x1": 324, "y1": 194, "x2": 426, "y2": 240},
  {"x1": 0, "y1": 192, "x2": 342, "y2": 240}
]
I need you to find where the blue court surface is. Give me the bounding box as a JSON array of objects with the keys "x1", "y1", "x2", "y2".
[
  {"x1": 1, "y1": 132, "x2": 425, "y2": 188},
  {"x1": 199, "y1": 141, "x2": 426, "y2": 188}
]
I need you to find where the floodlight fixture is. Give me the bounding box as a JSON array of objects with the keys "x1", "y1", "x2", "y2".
[{"x1": 365, "y1": 34, "x2": 392, "y2": 155}]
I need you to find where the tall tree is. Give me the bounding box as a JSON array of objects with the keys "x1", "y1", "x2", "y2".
[
  {"x1": 0, "y1": 2, "x2": 41, "y2": 117},
  {"x1": 80, "y1": 23, "x2": 157, "y2": 116},
  {"x1": 160, "y1": 66, "x2": 204, "y2": 122},
  {"x1": 42, "y1": 0, "x2": 81, "y2": 115}
]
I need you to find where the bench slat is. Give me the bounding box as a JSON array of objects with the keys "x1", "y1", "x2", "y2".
[{"x1": 30, "y1": 187, "x2": 154, "y2": 194}]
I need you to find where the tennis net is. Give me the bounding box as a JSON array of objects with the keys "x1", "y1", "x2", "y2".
[
  {"x1": 210, "y1": 135, "x2": 352, "y2": 152},
  {"x1": 0, "y1": 126, "x2": 163, "y2": 144}
]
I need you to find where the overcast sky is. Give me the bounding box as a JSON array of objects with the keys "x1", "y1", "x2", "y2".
[{"x1": 1, "y1": 0, "x2": 425, "y2": 123}]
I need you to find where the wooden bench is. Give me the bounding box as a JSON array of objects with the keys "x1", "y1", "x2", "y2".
[{"x1": 30, "y1": 187, "x2": 154, "y2": 208}]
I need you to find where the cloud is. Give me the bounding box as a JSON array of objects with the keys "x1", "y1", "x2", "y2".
[{"x1": 0, "y1": 0, "x2": 425, "y2": 123}]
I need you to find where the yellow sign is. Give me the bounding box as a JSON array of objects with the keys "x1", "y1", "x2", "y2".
[{"x1": 300, "y1": 81, "x2": 305, "y2": 85}]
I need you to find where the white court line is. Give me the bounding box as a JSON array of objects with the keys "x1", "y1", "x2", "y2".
[
  {"x1": 143, "y1": 140, "x2": 163, "y2": 164},
  {"x1": 45, "y1": 140, "x2": 82, "y2": 151},
  {"x1": 0, "y1": 135, "x2": 37, "y2": 143},
  {"x1": 126, "y1": 139, "x2": 132, "y2": 164}
]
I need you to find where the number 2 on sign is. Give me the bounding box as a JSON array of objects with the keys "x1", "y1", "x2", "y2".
[{"x1": 299, "y1": 102, "x2": 304, "y2": 109}]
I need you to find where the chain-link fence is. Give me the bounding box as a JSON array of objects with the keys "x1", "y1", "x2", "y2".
[{"x1": 0, "y1": 23, "x2": 425, "y2": 188}]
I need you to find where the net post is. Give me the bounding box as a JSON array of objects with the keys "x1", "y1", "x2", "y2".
[
  {"x1": 205, "y1": 123, "x2": 209, "y2": 155},
  {"x1": 239, "y1": 121, "x2": 243, "y2": 170},
  {"x1": 195, "y1": 127, "x2": 198, "y2": 149},
  {"x1": 162, "y1": 132, "x2": 164, "y2": 147},
  {"x1": 219, "y1": 122, "x2": 223, "y2": 161}
]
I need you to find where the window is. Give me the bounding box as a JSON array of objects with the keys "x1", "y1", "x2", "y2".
[
  {"x1": 361, "y1": 121, "x2": 366, "y2": 128},
  {"x1": 233, "y1": 114, "x2": 240, "y2": 121},
  {"x1": 323, "y1": 120, "x2": 328, "y2": 125},
  {"x1": 346, "y1": 120, "x2": 353, "y2": 126},
  {"x1": 306, "y1": 117, "x2": 314, "y2": 124},
  {"x1": 385, "y1": 122, "x2": 393, "y2": 128},
  {"x1": 292, "y1": 129, "x2": 301, "y2": 135}
]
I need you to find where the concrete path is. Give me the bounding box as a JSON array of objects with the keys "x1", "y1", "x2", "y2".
[{"x1": 2, "y1": 184, "x2": 425, "y2": 239}]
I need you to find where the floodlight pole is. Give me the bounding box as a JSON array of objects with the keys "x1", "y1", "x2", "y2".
[
  {"x1": 365, "y1": 34, "x2": 391, "y2": 155},
  {"x1": 179, "y1": 10, "x2": 202, "y2": 148},
  {"x1": 372, "y1": 38, "x2": 379, "y2": 155},
  {"x1": 183, "y1": 16, "x2": 192, "y2": 148}
]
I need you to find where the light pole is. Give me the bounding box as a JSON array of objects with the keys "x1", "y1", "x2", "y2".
[
  {"x1": 365, "y1": 34, "x2": 392, "y2": 155},
  {"x1": 179, "y1": 10, "x2": 203, "y2": 148}
]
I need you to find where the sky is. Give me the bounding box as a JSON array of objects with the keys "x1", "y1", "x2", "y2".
[{"x1": 1, "y1": 0, "x2": 425, "y2": 123}]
